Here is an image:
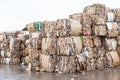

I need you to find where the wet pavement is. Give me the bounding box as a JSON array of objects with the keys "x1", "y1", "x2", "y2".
[{"x1": 0, "y1": 65, "x2": 120, "y2": 80}]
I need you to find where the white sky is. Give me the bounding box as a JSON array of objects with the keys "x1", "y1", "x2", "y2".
[{"x1": 0, "y1": 0, "x2": 120, "y2": 32}]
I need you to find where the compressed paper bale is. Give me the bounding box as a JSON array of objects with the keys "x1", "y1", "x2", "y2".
[
  {"x1": 33, "y1": 21, "x2": 42, "y2": 31},
  {"x1": 57, "y1": 36, "x2": 82, "y2": 56},
  {"x1": 31, "y1": 32, "x2": 40, "y2": 39},
  {"x1": 57, "y1": 19, "x2": 82, "y2": 37},
  {"x1": 17, "y1": 33, "x2": 25, "y2": 40},
  {"x1": 82, "y1": 13, "x2": 92, "y2": 25},
  {"x1": 0, "y1": 33, "x2": 4, "y2": 42},
  {"x1": 108, "y1": 51, "x2": 120, "y2": 67},
  {"x1": 83, "y1": 47, "x2": 94, "y2": 58},
  {"x1": 116, "y1": 36, "x2": 120, "y2": 46},
  {"x1": 83, "y1": 4, "x2": 105, "y2": 16},
  {"x1": 69, "y1": 13, "x2": 82, "y2": 23},
  {"x1": 107, "y1": 12, "x2": 115, "y2": 22},
  {"x1": 106, "y1": 22, "x2": 119, "y2": 37},
  {"x1": 26, "y1": 23, "x2": 35, "y2": 33},
  {"x1": 93, "y1": 37, "x2": 102, "y2": 48},
  {"x1": 115, "y1": 10, "x2": 120, "y2": 22},
  {"x1": 42, "y1": 38, "x2": 57, "y2": 54},
  {"x1": 0, "y1": 50, "x2": 5, "y2": 57},
  {"x1": 82, "y1": 36, "x2": 93, "y2": 47},
  {"x1": 5, "y1": 51, "x2": 11, "y2": 58},
  {"x1": 39, "y1": 54, "x2": 57, "y2": 72},
  {"x1": 117, "y1": 23, "x2": 120, "y2": 35},
  {"x1": 94, "y1": 25, "x2": 107, "y2": 36},
  {"x1": 70, "y1": 19, "x2": 82, "y2": 36},
  {"x1": 104, "y1": 38, "x2": 117, "y2": 51},
  {"x1": 117, "y1": 46, "x2": 120, "y2": 57},
  {"x1": 92, "y1": 15, "x2": 106, "y2": 25},
  {"x1": 56, "y1": 56, "x2": 77, "y2": 73},
  {"x1": 76, "y1": 53, "x2": 86, "y2": 70},
  {"x1": 83, "y1": 24, "x2": 92, "y2": 36},
  {"x1": 43, "y1": 21, "x2": 57, "y2": 38}
]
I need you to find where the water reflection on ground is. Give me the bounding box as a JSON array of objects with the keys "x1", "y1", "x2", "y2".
[{"x1": 0, "y1": 65, "x2": 119, "y2": 80}]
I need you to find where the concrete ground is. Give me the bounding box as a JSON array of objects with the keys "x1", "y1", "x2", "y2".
[{"x1": 0, "y1": 65, "x2": 119, "y2": 80}]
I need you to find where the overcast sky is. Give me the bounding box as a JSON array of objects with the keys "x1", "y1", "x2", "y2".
[{"x1": 0, "y1": 0, "x2": 120, "y2": 32}]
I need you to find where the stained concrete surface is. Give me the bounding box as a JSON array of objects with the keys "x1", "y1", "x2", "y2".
[{"x1": 0, "y1": 65, "x2": 120, "y2": 80}]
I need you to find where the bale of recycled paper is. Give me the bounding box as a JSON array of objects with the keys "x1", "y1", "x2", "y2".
[
  {"x1": 82, "y1": 13, "x2": 92, "y2": 25},
  {"x1": 107, "y1": 12, "x2": 115, "y2": 22},
  {"x1": 82, "y1": 24, "x2": 92, "y2": 36},
  {"x1": 26, "y1": 23, "x2": 35, "y2": 33},
  {"x1": 116, "y1": 36, "x2": 120, "y2": 46},
  {"x1": 43, "y1": 21, "x2": 57, "y2": 38},
  {"x1": 83, "y1": 4, "x2": 105, "y2": 16},
  {"x1": 69, "y1": 13, "x2": 82, "y2": 23},
  {"x1": 17, "y1": 33, "x2": 25, "y2": 40},
  {"x1": 0, "y1": 50, "x2": 5, "y2": 57},
  {"x1": 0, "y1": 33, "x2": 4, "y2": 42},
  {"x1": 39, "y1": 54, "x2": 57, "y2": 72},
  {"x1": 31, "y1": 32, "x2": 41, "y2": 39},
  {"x1": 83, "y1": 47, "x2": 94, "y2": 58},
  {"x1": 76, "y1": 53, "x2": 86, "y2": 70},
  {"x1": 57, "y1": 19, "x2": 82, "y2": 37},
  {"x1": 92, "y1": 15, "x2": 106, "y2": 25},
  {"x1": 94, "y1": 25, "x2": 107, "y2": 36},
  {"x1": 109, "y1": 51, "x2": 120, "y2": 66},
  {"x1": 42, "y1": 38, "x2": 57, "y2": 54},
  {"x1": 115, "y1": 10, "x2": 120, "y2": 22},
  {"x1": 104, "y1": 38, "x2": 117, "y2": 51},
  {"x1": 93, "y1": 37, "x2": 102, "y2": 48},
  {"x1": 82, "y1": 36, "x2": 93, "y2": 47},
  {"x1": 106, "y1": 22, "x2": 119, "y2": 37},
  {"x1": 117, "y1": 46, "x2": 120, "y2": 57},
  {"x1": 117, "y1": 23, "x2": 120, "y2": 35},
  {"x1": 56, "y1": 56, "x2": 77, "y2": 73},
  {"x1": 34, "y1": 21, "x2": 42, "y2": 31},
  {"x1": 57, "y1": 36, "x2": 82, "y2": 56}
]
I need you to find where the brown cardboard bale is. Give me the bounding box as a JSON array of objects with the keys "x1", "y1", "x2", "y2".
[
  {"x1": 107, "y1": 12, "x2": 115, "y2": 22},
  {"x1": 0, "y1": 50, "x2": 5, "y2": 57},
  {"x1": 93, "y1": 48, "x2": 105, "y2": 69},
  {"x1": 82, "y1": 14, "x2": 92, "y2": 36},
  {"x1": 92, "y1": 15, "x2": 106, "y2": 25},
  {"x1": 83, "y1": 4, "x2": 105, "y2": 16},
  {"x1": 56, "y1": 56, "x2": 77, "y2": 73},
  {"x1": 70, "y1": 19, "x2": 82, "y2": 36},
  {"x1": 26, "y1": 23, "x2": 35, "y2": 33},
  {"x1": 83, "y1": 24, "x2": 92, "y2": 36},
  {"x1": 0, "y1": 33, "x2": 4, "y2": 42},
  {"x1": 117, "y1": 23, "x2": 120, "y2": 35},
  {"x1": 117, "y1": 46, "x2": 120, "y2": 57},
  {"x1": 83, "y1": 47, "x2": 94, "y2": 58},
  {"x1": 82, "y1": 13, "x2": 92, "y2": 25},
  {"x1": 17, "y1": 33, "x2": 24, "y2": 40},
  {"x1": 42, "y1": 38, "x2": 57, "y2": 54},
  {"x1": 93, "y1": 37, "x2": 102, "y2": 48},
  {"x1": 76, "y1": 53, "x2": 86, "y2": 70},
  {"x1": 94, "y1": 25, "x2": 107, "y2": 36},
  {"x1": 82, "y1": 36, "x2": 93, "y2": 47},
  {"x1": 116, "y1": 36, "x2": 120, "y2": 46},
  {"x1": 115, "y1": 10, "x2": 120, "y2": 22},
  {"x1": 108, "y1": 51, "x2": 120, "y2": 67},
  {"x1": 39, "y1": 54, "x2": 56, "y2": 72},
  {"x1": 106, "y1": 22, "x2": 119, "y2": 37},
  {"x1": 5, "y1": 51, "x2": 11, "y2": 58},
  {"x1": 57, "y1": 36, "x2": 82, "y2": 56},
  {"x1": 43, "y1": 21, "x2": 57, "y2": 38},
  {"x1": 69, "y1": 13, "x2": 82, "y2": 23},
  {"x1": 57, "y1": 19, "x2": 82, "y2": 37},
  {"x1": 104, "y1": 38, "x2": 117, "y2": 51}
]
